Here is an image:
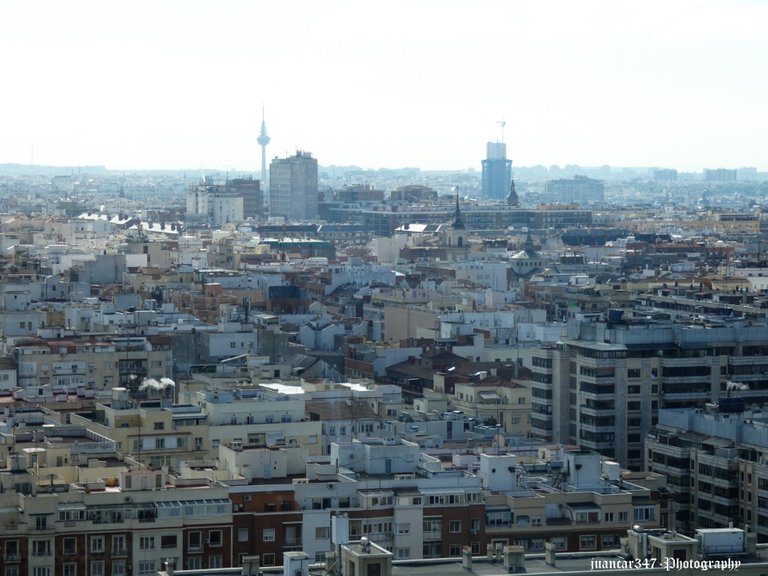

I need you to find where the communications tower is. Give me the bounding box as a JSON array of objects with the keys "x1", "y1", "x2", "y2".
[{"x1": 257, "y1": 105, "x2": 270, "y2": 192}]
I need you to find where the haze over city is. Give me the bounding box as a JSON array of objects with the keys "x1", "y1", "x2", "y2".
[{"x1": 2, "y1": 0, "x2": 767, "y2": 172}]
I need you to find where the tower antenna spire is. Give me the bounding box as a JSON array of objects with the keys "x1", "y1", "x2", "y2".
[{"x1": 497, "y1": 120, "x2": 506, "y2": 143}]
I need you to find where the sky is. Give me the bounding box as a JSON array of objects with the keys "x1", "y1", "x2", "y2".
[{"x1": 1, "y1": 0, "x2": 767, "y2": 172}]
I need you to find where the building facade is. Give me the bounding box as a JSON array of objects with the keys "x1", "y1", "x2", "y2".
[
  {"x1": 0, "y1": 467, "x2": 233, "y2": 576},
  {"x1": 646, "y1": 404, "x2": 768, "y2": 540},
  {"x1": 544, "y1": 176, "x2": 605, "y2": 205},
  {"x1": 269, "y1": 151, "x2": 318, "y2": 221},
  {"x1": 481, "y1": 142, "x2": 512, "y2": 200},
  {"x1": 529, "y1": 316, "x2": 768, "y2": 471}
]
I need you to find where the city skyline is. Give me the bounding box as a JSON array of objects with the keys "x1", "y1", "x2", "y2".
[{"x1": 1, "y1": 0, "x2": 767, "y2": 172}]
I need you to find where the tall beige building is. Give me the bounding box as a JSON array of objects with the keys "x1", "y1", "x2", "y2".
[{"x1": 269, "y1": 151, "x2": 318, "y2": 221}]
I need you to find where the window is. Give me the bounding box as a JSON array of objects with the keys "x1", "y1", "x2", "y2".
[
  {"x1": 112, "y1": 560, "x2": 126, "y2": 576},
  {"x1": 139, "y1": 536, "x2": 155, "y2": 550},
  {"x1": 161, "y1": 535, "x2": 177, "y2": 549},
  {"x1": 550, "y1": 537, "x2": 567, "y2": 551},
  {"x1": 34, "y1": 515, "x2": 48, "y2": 530},
  {"x1": 4, "y1": 541, "x2": 19, "y2": 563},
  {"x1": 397, "y1": 523, "x2": 410, "y2": 535},
  {"x1": 450, "y1": 544, "x2": 462, "y2": 556},
  {"x1": 6, "y1": 568, "x2": 19, "y2": 576},
  {"x1": 63, "y1": 564, "x2": 76, "y2": 576},
  {"x1": 189, "y1": 531, "x2": 202, "y2": 550},
  {"x1": 137, "y1": 561, "x2": 154, "y2": 576},
  {"x1": 604, "y1": 512, "x2": 614, "y2": 523},
  {"x1": 238, "y1": 528, "x2": 249, "y2": 542},
  {"x1": 262, "y1": 554, "x2": 276, "y2": 566},
  {"x1": 154, "y1": 422, "x2": 164, "y2": 430},
  {"x1": 32, "y1": 570, "x2": 50, "y2": 576},
  {"x1": 112, "y1": 535, "x2": 126, "y2": 555},
  {"x1": 450, "y1": 520, "x2": 461, "y2": 533},
  {"x1": 579, "y1": 535, "x2": 596, "y2": 551},
  {"x1": 602, "y1": 534, "x2": 620, "y2": 548},
  {"x1": 208, "y1": 555, "x2": 223, "y2": 569},
  {"x1": 423, "y1": 517, "x2": 441, "y2": 536},
  {"x1": 315, "y1": 527, "x2": 329, "y2": 539},
  {"x1": 529, "y1": 539, "x2": 545, "y2": 551},
  {"x1": 33, "y1": 540, "x2": 51, "y2": 556},
  {"x1": 63, "y1": 537, "x2": 77, "y2": 555},
  {"x1": 155, "y1": 438, "x2": 165, "y2": 449},
  {"x1": 91, "y1": 562, "x2": 105, "y2": 576},
  {"x1": 263, "y1": 528, "x2": 275, "y2": 542},
  {"x1": 208, "y1": 530, "x2": 222, "y2": 547},
  {"x1": 187, "y1": 557, "x2": 201, "y2": 570},
  {"x1": 397, "y1": 548, "x2": 411, "y2": 559},
  {"x1": 634, "y1": 506, "x2": 656, "y2": 522}
]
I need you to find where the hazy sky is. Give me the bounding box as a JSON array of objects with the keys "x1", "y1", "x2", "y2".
[{"x1": 1, "y1": 0, "x2": 766, "y2": 172}]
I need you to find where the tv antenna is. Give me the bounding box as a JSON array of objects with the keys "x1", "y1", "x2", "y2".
[{"x1": 497, "y1": 120, "x2": 506, "y2": 143}]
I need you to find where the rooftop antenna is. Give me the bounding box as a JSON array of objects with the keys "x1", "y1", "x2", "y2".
[{"x1": 497, "y1": 120, "x2": 506, "y2": 143}]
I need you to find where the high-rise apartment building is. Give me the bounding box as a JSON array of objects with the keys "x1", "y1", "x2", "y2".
[
  {"x1": 704, "y1": 168, "x2": 737, "y2": 182},
  {"x1": 544, "y1": 175, "x2": 605, "y2": 205},
  {"x1": 269, "y1": 151, "x2": 318, "y2": 221},
  {"x1": 529, "y1": 314, "x2": 768, "y2": 471},
  {"x1": 481, "y1": 142, "x2": 512, "y2": 200},
  {"x1": 647, "y1": 404, "x2": 768, "y2": 539},
  {"x1": 653, "y1": 168, "x2": 678, "y2": 182},
  {"x1": 230, "y1": 177, "x2": 263, "y2": 220}
]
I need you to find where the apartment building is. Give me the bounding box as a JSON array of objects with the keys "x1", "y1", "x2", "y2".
[
  {"x1": 451, "y1": 373, "x2": 531, "y2": 436},
  {"x1": 647, "y1": 403, "x2": 768, "y2": 540},
  {"x1": 181, "y1": 387, "x2": 325, "y2": 458},
  {"x1": 224, "y1": 437, "x2": 485, "y2": 567},
  {"x1": 269, "y1": 151, "x2": 318, "y2": 221},
  {"x1": 480, "y1": 449, "x2": 668, "y2": 554},
  {"x1": 0, "y1": 467, "x2": 232, "y2": 576},
  {"x1": 12, "y1": 334, "x2": 173, "y2": 397},
  {"x1": 530, "y1": 314, "x2": 768, "y2": 470},
  {"x1": 69, "y1": 387, "x2": 206, "y2": 470}
]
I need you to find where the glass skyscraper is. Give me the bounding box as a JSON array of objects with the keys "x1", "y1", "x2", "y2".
[{"x1": 481, "y1": 142, "x2": 512, "y2": 200}]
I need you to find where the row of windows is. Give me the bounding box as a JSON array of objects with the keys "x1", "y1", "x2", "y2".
[{"x1": 20, "y1": 530, "x2": 224, "y2": 559}]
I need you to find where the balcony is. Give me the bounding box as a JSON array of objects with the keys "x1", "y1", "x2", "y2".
[
  {"x1": 423, "y1": 530, "x2": 442, "y2": 541},
  {"x1": 283, "y1": 538, "x2": 303, "y2": 550},
  {"x1": 660, "y1": 391, "x2": 710, "y2": 401},
  {"x1": 579, "y1": 405, "x2": 615, "y2": 416},
  {"x1": 4, "y1": 554, "x2": 21, "y2": 563},
  {"x1": 546, "y1": 517, "x2": 572, "y2": 526},
  {"x1": 729, "y1": 355, "x2": 768, "y2": 366}
]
